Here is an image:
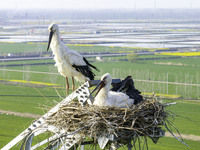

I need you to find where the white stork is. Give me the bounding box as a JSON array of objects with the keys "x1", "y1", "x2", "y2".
[
  {"x1": 47, "y1": 23, "x2": 99, "y2": 94},
  {"x1": 91, "y1": 73, "x2": 135, "y2": 108}
]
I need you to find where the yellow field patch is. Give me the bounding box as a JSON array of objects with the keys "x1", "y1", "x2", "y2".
[
  {"x1": 169, "y1": 29, "x2": 199, "y2": 32},
  {"x1": 0, "y1": 41, "x2": 15, "y2": 44},
  {"x1": 27, "y1": 42, "x2": 47, "y2": 45},
  {"x1": 142, "y1": 92, "x2": 181, "y2": 99},
  {"x1": 156, "y1": 51, "x2": 200, "y2": 56},
  {"x1": 0, "y1": 79, "x2": 58, "y2": 86}
]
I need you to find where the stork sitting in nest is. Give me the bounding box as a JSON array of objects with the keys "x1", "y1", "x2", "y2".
[{"x1": 91, "y1": 73, "x2": 143, "y2": 108}]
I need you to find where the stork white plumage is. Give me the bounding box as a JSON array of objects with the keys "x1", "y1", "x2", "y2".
[
  {"x1": 91, "y1": 73, "x2": 134, "y2": 108},
  {"x1": 47, "y1": 23, "x2": 99, "y2": 94}
]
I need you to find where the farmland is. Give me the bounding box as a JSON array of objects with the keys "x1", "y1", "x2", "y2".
[
  {"x1": 2, "y1": 53, "x2": 199, "y2": 99},
  {"x1": 0, "y1": 17, "x2": 200, "y2": 149},
  {"x1": 1, "y1": 51, "x2": 200, "y2": 149}
]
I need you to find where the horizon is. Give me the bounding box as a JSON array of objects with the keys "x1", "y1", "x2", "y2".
[
  {"x1": 2, "y1": 8, "x2": 200, "y2": 21},
  {"x1": 1, "y1": 0, "x2": 200, "y2": 10}
]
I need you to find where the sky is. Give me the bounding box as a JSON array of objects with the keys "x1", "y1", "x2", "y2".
[{"x1": 1, "y1": 0, "x2": 200, "y2": 9}]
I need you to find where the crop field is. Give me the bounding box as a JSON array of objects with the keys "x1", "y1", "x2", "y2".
[
  {"x1": 0, "y1": 19, "x2": 200, "y2": 149},
  {"x1": 0, "y1": 42, "x2": 151, "y2": 55},
  {"x1": 1, "y1": 56, "x2": 200, "y2": 99},
  {"x1": 1, "y1": 54, "x2": 200, "y2": 149}
]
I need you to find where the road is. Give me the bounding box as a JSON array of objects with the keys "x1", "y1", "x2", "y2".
[{"x1": 0, "y1": 51, "x2": 158, "y2": 62}]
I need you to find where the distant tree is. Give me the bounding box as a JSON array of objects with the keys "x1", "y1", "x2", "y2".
[{"x1": 127, "y1": 52, "x2": 138, "y2": 63}]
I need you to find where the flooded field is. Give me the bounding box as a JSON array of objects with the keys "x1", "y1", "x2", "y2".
[{"x1": 1, "y1": 19, "x2": 200, "y2": 50}]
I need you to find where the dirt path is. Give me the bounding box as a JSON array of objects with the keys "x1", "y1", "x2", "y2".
[
  {"x1": 0, "y1": 109, "x2": 41, "y2": 119},
  {"x1": 1, "y1": 109, "x2": 200, "y2": 142},
  {"x1": 165, "y1": 132, "x2": 200, "y2": 142}
]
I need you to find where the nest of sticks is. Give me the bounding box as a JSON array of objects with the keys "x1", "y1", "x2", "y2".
[{"x1": 46, "y1": 98, "x2": 173, "y2": 148}]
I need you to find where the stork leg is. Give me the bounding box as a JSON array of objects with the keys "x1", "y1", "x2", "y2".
[
  {"x1": 72, "y1": 77, "x2": 75, "y2": 91},
  {"x1": 66, "y1": 77, "x2": 69, "y2": 95}
]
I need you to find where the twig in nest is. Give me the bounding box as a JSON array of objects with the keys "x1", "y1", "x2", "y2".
[{"x1": 46, "y1": 98, "x2": 188, "y2": 149}]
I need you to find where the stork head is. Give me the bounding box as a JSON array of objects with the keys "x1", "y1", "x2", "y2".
[
  {"x1": 47, "y1": 23, "x2": 59, "y2": 51},
  {"x1": 90, "y1": 73, "x2": 112, "y2": 98}
]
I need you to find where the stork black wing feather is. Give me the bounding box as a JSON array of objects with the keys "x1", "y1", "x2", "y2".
[
  {"x1": 83, "y1": 57, "x2": 100, "y2": 71},
  {"x1": 72, "y1": 64, "x2": 95, "y2": 80},
  {"x1": 111, "y1": 76, "x2": 143, "y2": 105},
  {"x1": 111, "y1": 76, "x2": 132, "y2": 92}
]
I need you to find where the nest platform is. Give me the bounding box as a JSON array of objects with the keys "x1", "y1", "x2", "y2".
[{"x1": 47, "y1": 98, "x2": 167, "y2": 149}]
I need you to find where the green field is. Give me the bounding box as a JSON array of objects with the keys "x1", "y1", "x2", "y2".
[
  {"x1": 0, "y1": 98, "x2": 199, "y2": 149},
  {"x1": 0, "y1": 43, "x2": 200, "y2": 149},
  {"x1": 0, "y1": 115, "x2": 33, "y2": 149},
  {"x1": 0, "y1": 42, "x2": 136, "y2": 54},
  {"x1": 0, "y1": 42, "x2": 171, "y2": 55},
  {"x1": 0, "y1": 42, "x2": 46, "y2": 54}
]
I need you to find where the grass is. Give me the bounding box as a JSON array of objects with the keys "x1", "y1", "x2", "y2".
[
  {"x1": 0, "y1": 59, "x2": 54, "y2": 66},
  {"x1": 153, "y1": 57, "x2": 200, "y2": 67},
  {"x1": 165, "y1": 100, "x2": 200, "y2": 136},
  {"x1": 73, "y1": 137, "x2": 199, "y2": 150},
  {"x1": 0, "y1": 84, "x2": 64, "y2": 114},
  {"x1": 0, "y1": 114, "x2": 34, "y2": 149},
  {"x1": 114, "y1": 137, "x2": 199, "y2": 150},
  {"x1": 0, "y1": 42, "x2": 46, "y2": 54},
  {"x1": 169, "y1": 101, "x2": 200, "y2": 136},
  {"x1": 145, "y1": 137, "x2": 199, "y2": 150},
  {"x1": 94, "y1": 59, "x2": 200, "y2": 83}
]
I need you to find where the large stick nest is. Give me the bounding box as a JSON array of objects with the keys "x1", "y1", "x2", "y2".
[{"x1": 46, "y1": 98, "x2": 167, "y2": 145}]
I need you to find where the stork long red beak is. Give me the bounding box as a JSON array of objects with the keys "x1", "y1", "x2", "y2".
[
  {"x1": 47, "y1": 30, "x2": 54, "y2": 51},
  {"x1": 90, "y1": 80, "x2": 106, "y2": 98}
]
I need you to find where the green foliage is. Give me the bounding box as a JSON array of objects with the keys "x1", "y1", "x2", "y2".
[{"x1": 127, "y1": 52, "x2": 138, "y2": 62}]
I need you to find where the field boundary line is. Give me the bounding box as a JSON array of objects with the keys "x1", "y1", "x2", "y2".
[
  {"x1": 134, "y1": 79, "x2": 200, "y2": 87},
  {"x1": 0, "y1": 68, "x2": 59, "y2": 75},
  {"x1": 1, "y1": 68, "x2": 200, "y2": 87},
  {"x1": 0, "y1": 109, "x2": 41, "y2": 119}
]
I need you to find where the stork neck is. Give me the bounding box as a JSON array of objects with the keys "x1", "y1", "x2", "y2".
[
  {"x1": 51, "y1": 32, "x2": 62, "y2": 48},
  {"x1": 95, "y1": 87, "x2": 109, "y2": 105}
]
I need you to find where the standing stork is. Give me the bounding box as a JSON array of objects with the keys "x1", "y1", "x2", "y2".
[
  {"x1": 91, "y1": 73, "x2": 136, "y2": 108},
  {"x1": 47, "y1": 23, "x2": 99, "y2": 94}
]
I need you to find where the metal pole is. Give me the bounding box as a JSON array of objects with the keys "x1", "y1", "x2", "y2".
[
  {"x1": 197, "y1": 73, "x2": 199, "y2": 99},
  {"x1": 167, "y1": 72, "x2": 168, "y2": 95}
]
